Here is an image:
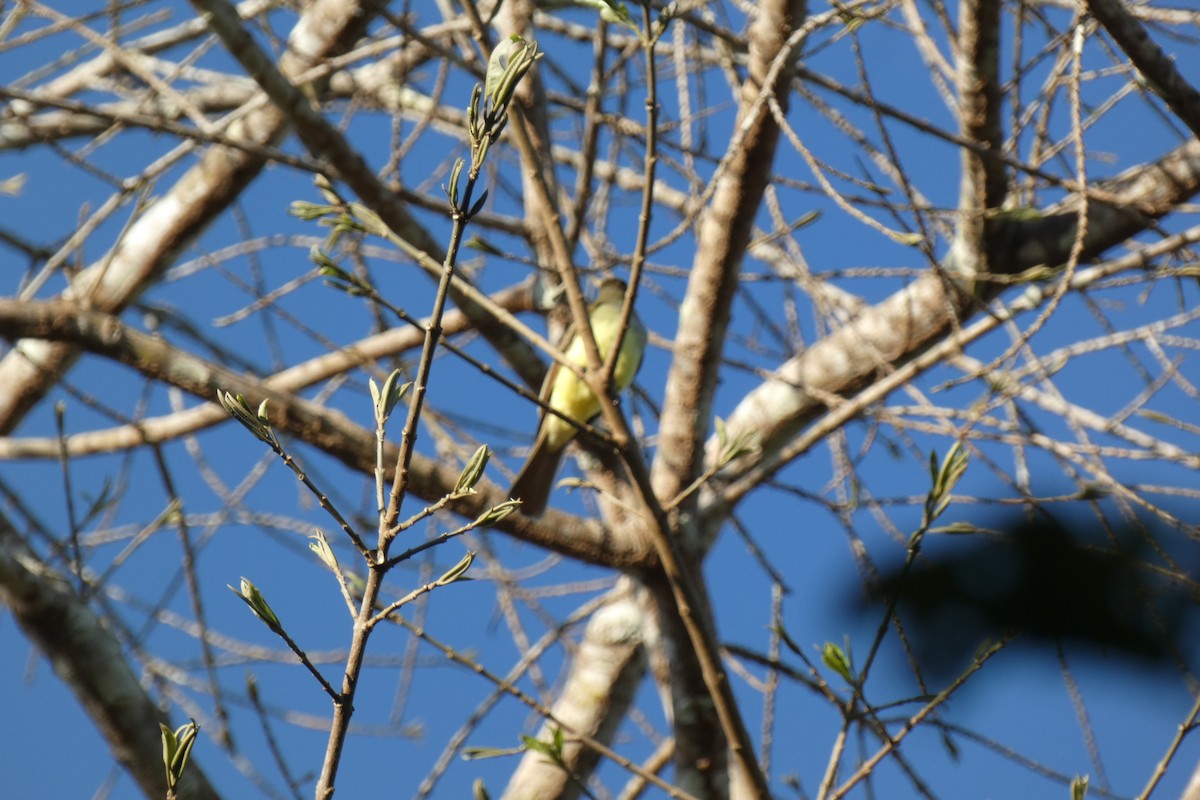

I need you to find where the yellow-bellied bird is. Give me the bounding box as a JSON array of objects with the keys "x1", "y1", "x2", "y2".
[{"x1": 509, "y1": 278, "x2": 646, "y2": 516}]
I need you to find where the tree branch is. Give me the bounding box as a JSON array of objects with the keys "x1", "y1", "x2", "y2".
[
  {"x1": 711, "y1": 138, "x2": 1200, "y2": 508},
  {"x1": 501, "y1": 582, "x2": 647, "y2": 800},
  {"x1": 0, "y1": 0, "x2": 375, "y2": 433},
  {"x1": 953, "y1": 0, "x2": 1006, "y2": 275},
  {"x1": 1086, "y1": 0, "x2": 1200, "y2": 140},
  {"x1": 0, "y1": 509, "x2": 221, "y2": 800},
  {"x1": 651, "y1": 0, "x2": 809, "y2": 517},
  {"x1": 0, "y1": 299, "x2": 656, "y2": 569}
]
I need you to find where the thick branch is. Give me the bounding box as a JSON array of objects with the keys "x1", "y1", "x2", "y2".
[
  {"x1": 0, "y1": 0, "x2": 375, "y2": 433},
  {"x1": 651, "y1": 0, "x2": 807, "y2": 523},
  {"x1": 954, "y1": 0, "x2": 1005, "y2": 273},
  {"x1": 189, "y1": 0, "x2": 545, "y2": 392},
  {"x1": 635, "y1": 1, "x2": 807, "y2": 795},
  {"x1": 0, "y1": 510, "x2": 220, "y2": 800},
  {"x1": 0, "y1": 300, "x2": 656, "y2": 569},
  {"x1": 711, "y1": 138, "x2": 1200, "y2": 508},
  {"x1": 1087, "y1": 0, "x2": 1200, "y2": 141},
  {"x1": 501, "y1": 582, "x2": 647, "y2": 800},
  {"x1": 0, "y1": 284, "x2": 533, "y2": 459}
]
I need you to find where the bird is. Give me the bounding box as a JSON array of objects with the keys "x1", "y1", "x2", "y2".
[{"x1": 508, "y1": 278, "x2": 647, "y2": 516}]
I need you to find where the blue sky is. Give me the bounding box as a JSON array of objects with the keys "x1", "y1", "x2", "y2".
[{"x1": 3, "y1": 2, "x2": 1200, "y2": 799}]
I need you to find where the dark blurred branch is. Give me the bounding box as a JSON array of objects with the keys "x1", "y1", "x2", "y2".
[
  {"x1": 1086, "y1": 0, "x2": 1200, "y2": 141},
  {"x1": 857, "y1": 512, "x2": 1200, "y2": 675}
]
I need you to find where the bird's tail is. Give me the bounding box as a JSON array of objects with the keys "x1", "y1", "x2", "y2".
[{"x1": 508, "y1": 437, "x2": 566, "y2": 518}]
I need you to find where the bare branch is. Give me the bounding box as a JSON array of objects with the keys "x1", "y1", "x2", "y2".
[
  {"x1": 1086, "y1": 0, "x2": 1200, "y2": 140},
  {"x1": 0, "y1": 509, "x2": 221, "y2": 800}
]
